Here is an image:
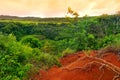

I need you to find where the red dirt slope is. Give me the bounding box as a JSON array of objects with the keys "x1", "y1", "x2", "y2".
[{"x1": 34, "y1": 51, "x2": 120, "y2": 80}]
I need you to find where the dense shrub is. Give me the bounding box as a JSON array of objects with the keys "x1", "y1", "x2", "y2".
[
  {"x1": 98, "y1": 34, "x2": 120, "y2": 55},
  {"x1": 0, "y1": 34, "x2": 61, "y2": 80},
  {"x1": 62, "y1": 48, "x2": 75, "y2": 57},
  {"x1": 20, "y1": 35, "x2": 41, "y2": 48}
]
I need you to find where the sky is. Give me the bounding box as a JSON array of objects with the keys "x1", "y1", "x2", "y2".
[{"x1": 0, "y1": 0, "x2": 120, "y2": 18}]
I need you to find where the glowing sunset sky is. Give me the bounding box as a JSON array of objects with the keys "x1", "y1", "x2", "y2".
[{"x1": 0, "y1": 0, "x2": 120, "y2": 17}]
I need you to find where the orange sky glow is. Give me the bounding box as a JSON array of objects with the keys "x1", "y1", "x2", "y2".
[{"x1": 0, "y1": 0, "x2": 120, "y2": 17}]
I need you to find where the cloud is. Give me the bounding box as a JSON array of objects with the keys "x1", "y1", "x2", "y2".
[{"x1": 0, "y1": 0, "x2": 120, "y2": 17}]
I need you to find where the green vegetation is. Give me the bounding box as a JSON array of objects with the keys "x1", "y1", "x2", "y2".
[
  {"x1": 0, "y1": 34, "x2": 60, "y2": 80},
  {"x1": 98, "y1": 34, "x2": 120, "y2": 55},
  {"x1": 62, "y1": 48, "x2": 75, "y2": 57},
  {"x1": 0, "y1": 14, "x2": 120, "y2": 79}
]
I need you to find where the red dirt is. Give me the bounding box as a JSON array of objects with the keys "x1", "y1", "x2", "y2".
[{"x1": 34, "y1": 51, "x2": 120, "y2": 80}]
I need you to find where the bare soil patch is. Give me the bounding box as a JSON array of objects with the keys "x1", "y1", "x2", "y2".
[{"x1": 34, "y1": 51, "x2": 120, "y2": 80}]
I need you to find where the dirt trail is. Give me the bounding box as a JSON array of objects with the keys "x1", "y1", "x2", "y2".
[{"x1": 34, "y1": 51, "x2": 120, "y2": 80}]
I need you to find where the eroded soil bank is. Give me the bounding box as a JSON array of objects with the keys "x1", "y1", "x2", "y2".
[{"x1": 34, "y1": 51, "x2": 120, "y2": 80}]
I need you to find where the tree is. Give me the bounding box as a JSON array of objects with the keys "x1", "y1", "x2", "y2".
[{"x1": 67, "y1": 7, "x2": 79, "y2": 18}]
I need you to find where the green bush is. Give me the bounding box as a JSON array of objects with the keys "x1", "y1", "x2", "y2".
[
  {"x1": 98, "y1": 34, "x2": 120, "y2": 55},
  {"x1": 0, "y1": 34, "x2": 61, "y2": 80},
  {"x1": 0, "y1": 34, "x2": 33, "y2": 80},
  {"x1": 35, "y1": 53, "x2": 61, "y2": 69},
  {"x1": 62, "y1": 48, "x2": 75, "y2": 57},
  {"x1": 20, "y1": 35, "x2": 41, "y2": 48}
]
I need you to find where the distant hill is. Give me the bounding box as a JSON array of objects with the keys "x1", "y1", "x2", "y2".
[{"x1": 0, "y1": 15, "x2": 71, "y2": 22}]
